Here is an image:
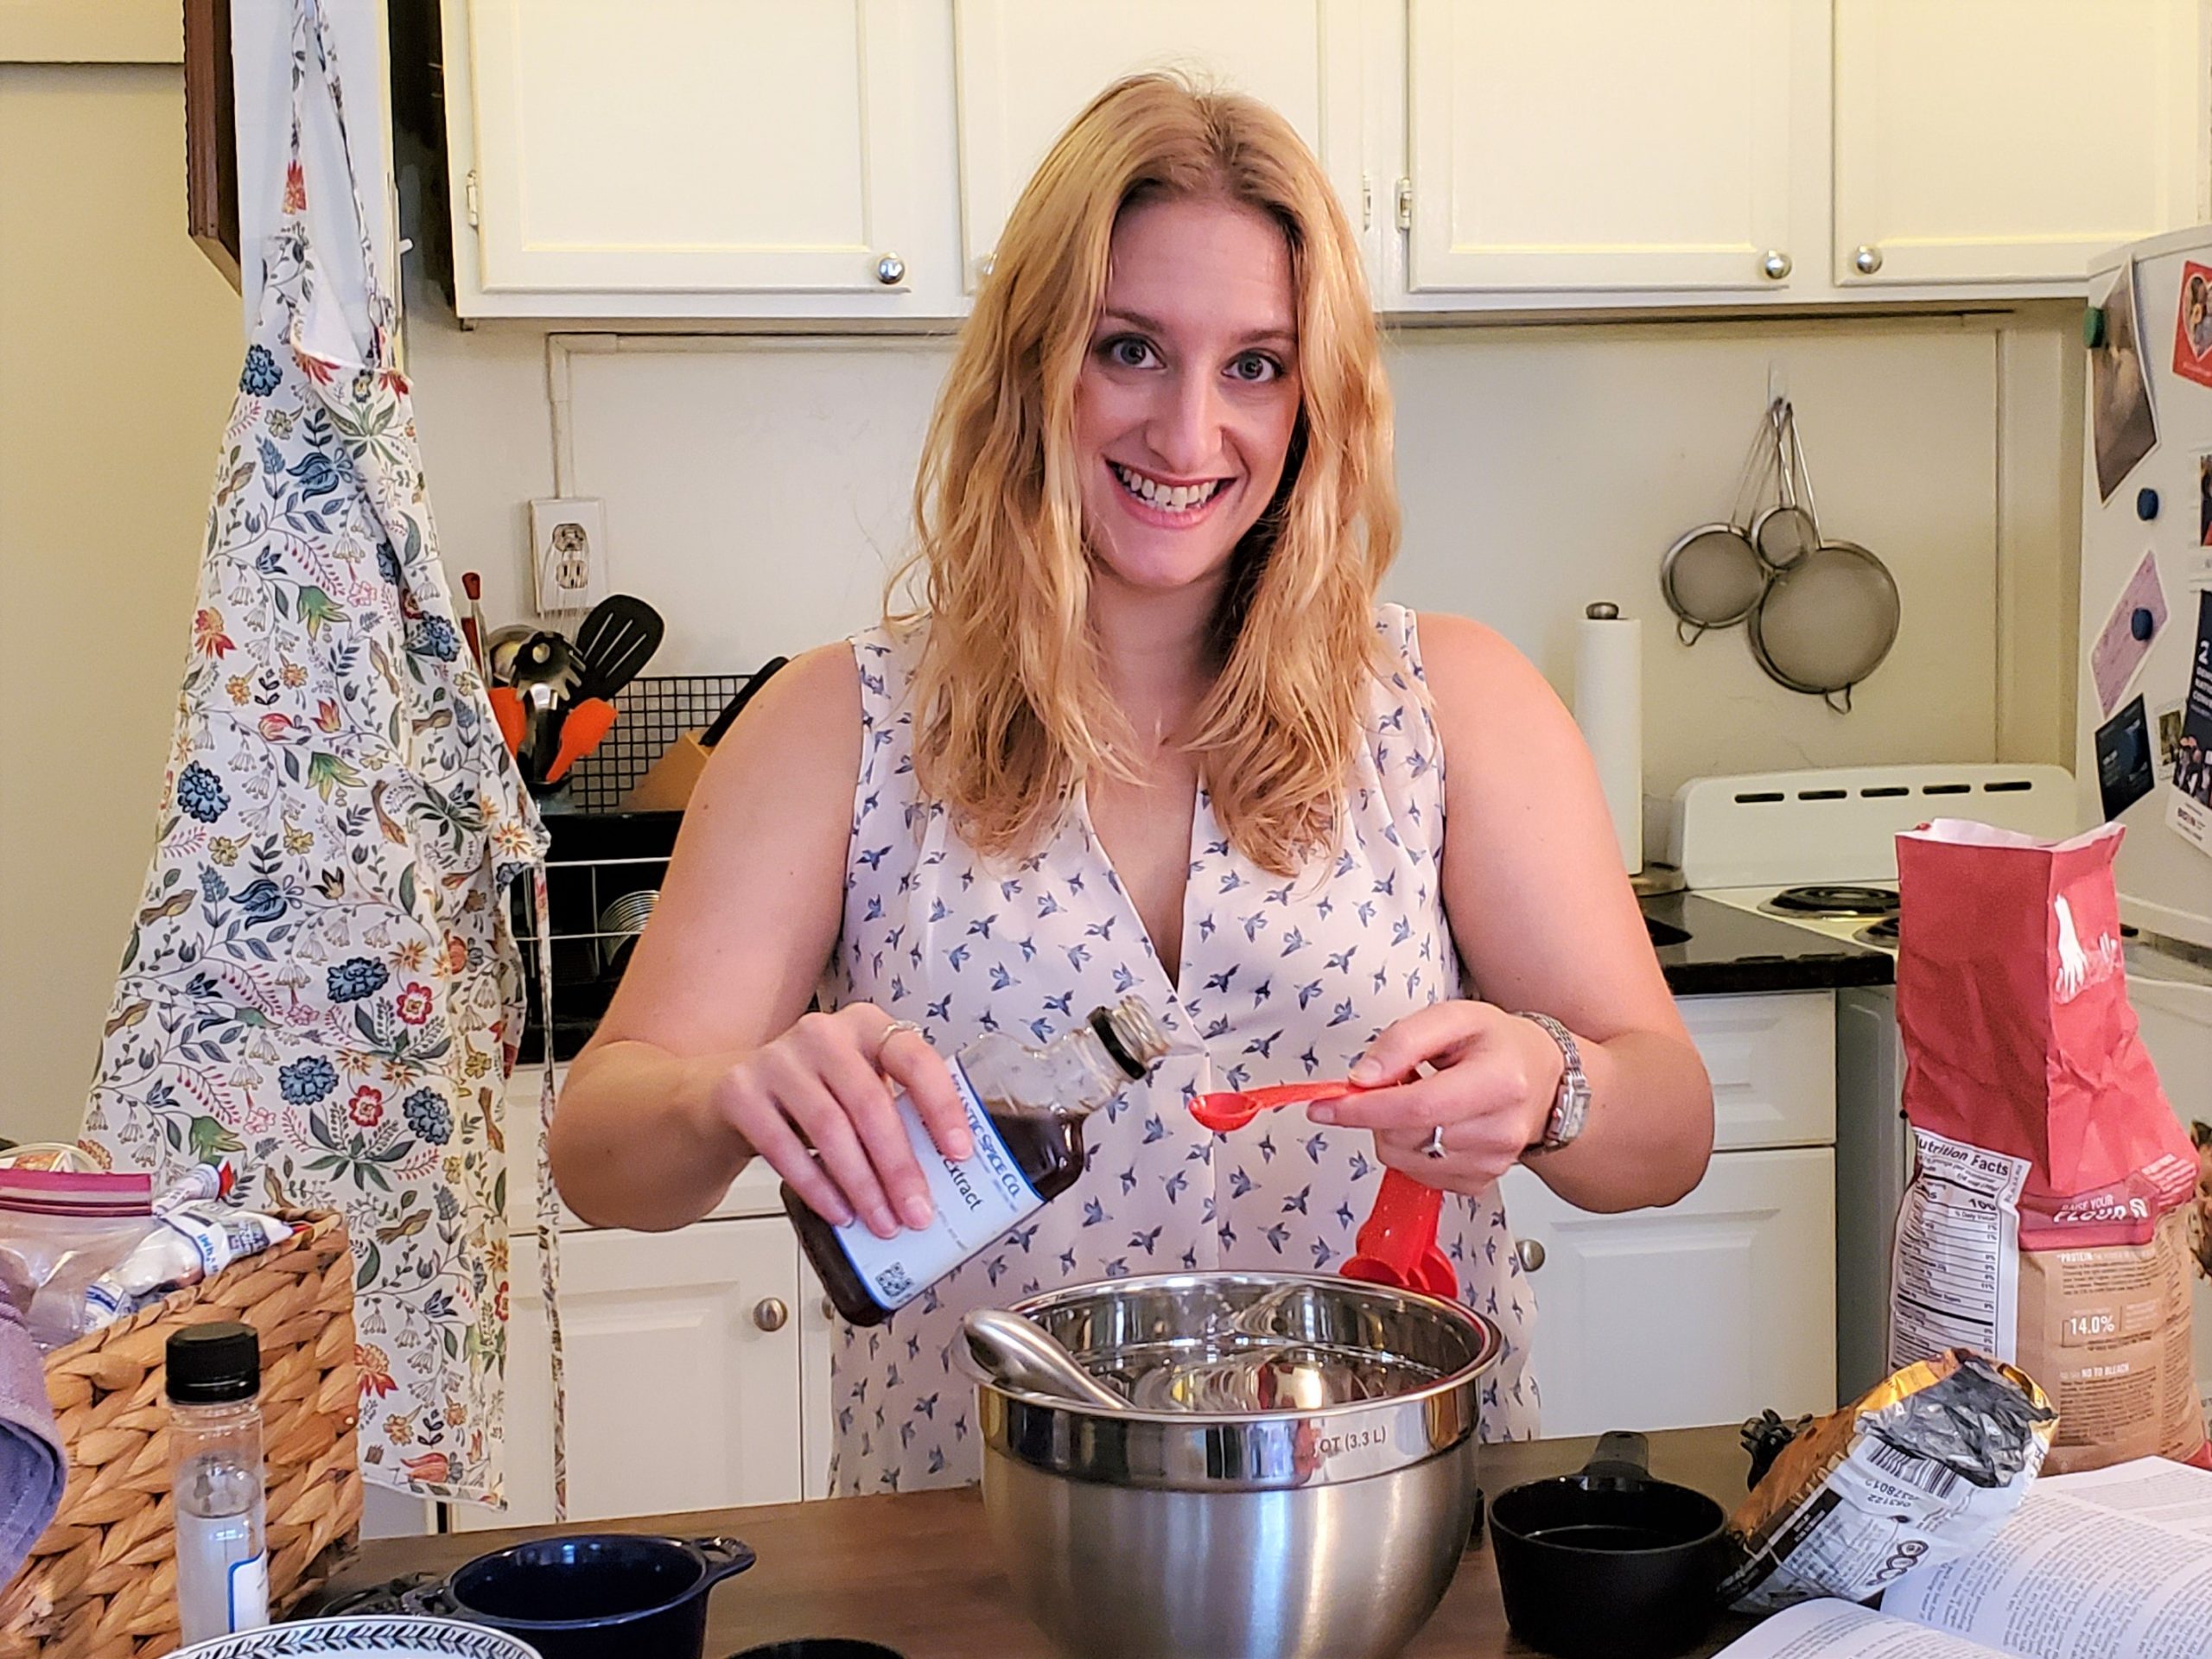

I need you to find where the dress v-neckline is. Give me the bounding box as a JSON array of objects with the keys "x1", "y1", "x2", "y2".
[{"x1": 1071, "y1": 778, "x2": 1212, "y2": 1005}]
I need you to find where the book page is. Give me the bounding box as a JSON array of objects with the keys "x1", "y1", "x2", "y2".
[
  {"x1": 1881, "y1": 1459, "x2": 2212, "y2": 1659},
  {"x1": 1714, "y1": 1599, "x2": 2002, "y2": 1659}
]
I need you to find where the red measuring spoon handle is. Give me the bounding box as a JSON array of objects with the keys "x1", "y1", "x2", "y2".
[{"x1": 1190, "y1": 1078, "x2": 1365, "y2": 1132}]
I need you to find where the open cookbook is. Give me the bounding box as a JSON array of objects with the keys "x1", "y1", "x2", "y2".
[{"x1": 1716, "y1": 1459, "x2": 2212, "y2": 1659}]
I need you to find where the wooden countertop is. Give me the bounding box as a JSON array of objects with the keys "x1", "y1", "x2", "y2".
[{"x1": 334, "y1": 1425, "x2": 1759, "y2": 1658}]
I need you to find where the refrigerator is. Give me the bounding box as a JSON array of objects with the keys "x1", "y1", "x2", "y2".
[{"x1": 2077, "y1": 226, "x2": 2212, "y2": 1414}]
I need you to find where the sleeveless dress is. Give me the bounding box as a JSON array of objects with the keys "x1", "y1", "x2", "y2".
[{"x1": 819, "y1": 604, "x2": 1540, "y2": 1493}]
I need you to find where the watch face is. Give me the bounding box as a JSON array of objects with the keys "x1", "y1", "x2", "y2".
[{"x1": 1550, "y1": 1078, "x2": 1591, "y2": 1147}]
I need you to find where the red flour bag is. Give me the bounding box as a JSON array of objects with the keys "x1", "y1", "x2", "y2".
[{"x1": 1887, "y1": 819, "x2": 2206, "y2": 1472}]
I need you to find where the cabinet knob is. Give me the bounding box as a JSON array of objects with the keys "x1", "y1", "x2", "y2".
[
  {"x1": 753, "y1": 1297, "x2": 790, "y2": 1332},
  {"x1": 974, "y1": 254, "x2": 995, "y2": 283},
  {"x1": 1852, "y1": 244, "x2": 1883, "y2": 276},
  {"x1": 819, "y1": 1296, "x2": 837, "y2": 1322},
  {"x1": 1759, "y1": 250, "x2": 1792, "y2": 282},
  {"x1": 1516, "y1": 1239, "x2": 1547, "y2": 1274},
  {"x1": 874, "y1": 253, "x2": 906, "y2": 286}
]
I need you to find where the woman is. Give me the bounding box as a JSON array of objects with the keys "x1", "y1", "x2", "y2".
[{"x1": 551, "y1": 75, "x2": 1713, "y2": 1493}]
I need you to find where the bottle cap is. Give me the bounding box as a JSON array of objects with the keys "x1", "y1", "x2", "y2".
[
  {"x1": 167, "y1": 1320, "x2": 261, "y2": 1404},
  {"x1": 1089, "y1": 998, "x2": 1171, "y2": 1079}
]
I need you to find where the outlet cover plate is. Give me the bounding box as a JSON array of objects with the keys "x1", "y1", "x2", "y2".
[{"x1": 530, "y1": 496, "x2": 608, "y2": 614}]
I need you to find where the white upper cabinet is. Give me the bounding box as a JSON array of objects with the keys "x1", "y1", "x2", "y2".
[
  {"x1": 429, "y1": 0, "x2": 2208, "y2": 317},
  {"x1": 445, "y1": 0, "x2": 957, "y2": 316},
  {"x1": 1402, "y1": 0, "x2": 1814, "y2": 296},
  {"x1": 1831, "y1": 0, "x2": 2207, "y2": 289},
  {"x1": 951, "y1": 0, "x2": 1368, "y2": 293}
]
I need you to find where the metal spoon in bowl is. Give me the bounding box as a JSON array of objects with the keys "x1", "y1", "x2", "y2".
[{"x1": 960, "y1": 1308, "x2": 1130, "y2": 1411}]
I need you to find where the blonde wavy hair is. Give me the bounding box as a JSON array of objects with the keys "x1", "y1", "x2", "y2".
[{"x1": 893, "y1": 73, "x2": 1400, "y2": 876}]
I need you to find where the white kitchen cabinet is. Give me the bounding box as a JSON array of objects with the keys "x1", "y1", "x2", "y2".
[
  {"x1": 440, "y1": 0, "x2": 961, "y2": 317},
  {"x1": 426, "y1": 0, "x2": 2207, "y2": 320},
  {"x1": 1402, "y1": 0, "x2": 1821, "y2": 296},
  {"x1": 466, "y1": 1217, "x2": 811, "y2": 1528},
  {"x1": 1503, "y1": 1147, "x2": 1837, "y2": 1439},
  {"x1": 951, "y1": 0, "x2": 1369, "y2": 293},
  {"x1": 1676, "y1": 992, "x2": 1835, "y2": 1153},
  {"x1": 1831, "y1": 0, "x2": 2207, "y2": 290}
]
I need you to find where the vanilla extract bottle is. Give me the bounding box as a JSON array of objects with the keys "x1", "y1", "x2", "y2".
[{"x1": 786, "y1": 995, "x2": 1172, "y2": 1325}]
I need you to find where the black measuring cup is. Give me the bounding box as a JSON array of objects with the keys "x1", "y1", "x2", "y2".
[
  {"x1": 1489, "y1": 1431, "x2": 1728, "y2": 1659},
  {"x1": 403, "y1": 1532, "x2": 755, "y2": 1659}
]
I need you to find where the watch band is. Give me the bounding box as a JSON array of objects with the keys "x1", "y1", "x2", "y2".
[{"x1": 1515, "y1": 1010, "x2": 1589, "y2": 1154}]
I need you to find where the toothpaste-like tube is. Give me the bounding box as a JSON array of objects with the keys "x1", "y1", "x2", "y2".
[{"x1": 84, "y1": 1202, "x2": 294, "y2": 1329}]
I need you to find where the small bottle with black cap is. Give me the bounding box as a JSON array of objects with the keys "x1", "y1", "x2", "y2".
[
  {"x1": 786, "y1": 995, "x2": 1172, "y2": 1325},
  {"x1": 168, "y1": 1320, "x2": 270, "y2": 1642}
]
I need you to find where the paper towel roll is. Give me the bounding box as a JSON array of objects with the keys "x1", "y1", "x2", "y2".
[{"x1": 1575, "y1": 604, "x2": 1643, "y2": 874}]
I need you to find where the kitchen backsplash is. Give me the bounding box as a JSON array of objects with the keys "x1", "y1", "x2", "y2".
[{"x1": 404, "y1": 272, "x2": 2082, "y2": 815}]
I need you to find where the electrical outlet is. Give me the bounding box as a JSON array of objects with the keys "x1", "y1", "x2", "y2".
[{"x1": 530, "y1": 497, "x2": 609, "y2": 614}]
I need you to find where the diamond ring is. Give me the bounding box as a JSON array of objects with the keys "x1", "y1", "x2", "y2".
[{"x1": 1422, "y1": 1125, "x2": 1447, "y2": 1160}]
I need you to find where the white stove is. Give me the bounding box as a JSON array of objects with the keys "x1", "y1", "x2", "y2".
[{"x1": 1667, "y1": 763, "x2": 2081, "y2": 955}]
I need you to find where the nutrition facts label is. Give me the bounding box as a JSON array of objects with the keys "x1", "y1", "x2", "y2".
[{"x1": 1890, "y1": 1129, "x2": 2031, "y2": 1366}]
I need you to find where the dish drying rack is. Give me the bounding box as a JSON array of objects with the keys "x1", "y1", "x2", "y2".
[{"x1": 510, "y1": 673, "x2": 746, "y2": 1061}]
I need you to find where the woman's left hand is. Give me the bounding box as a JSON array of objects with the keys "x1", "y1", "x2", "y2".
[{"x1": 1306, "y1": 1001, "x2": 1566, "y2": 1197}]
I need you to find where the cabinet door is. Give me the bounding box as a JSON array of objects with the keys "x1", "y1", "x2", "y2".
[
  {"x1": 469, "y1": 1218, "x2": 805, "y2": 1528},
  {"x1": 1676, "y1": 992, "x2": 1835, "y2": 1152},
  {"x1": 1405, "y1": 0, "x2": 1808, "y2": 293},
  {"x1": 1833, "y1": 0, "x2": 2206, "y2": 288},
  {"x1": 1501, "y1": 1148, "x2": 1835, "y2": 1438},
  {"x1": 458, "y1": 0, "x2": 934, "y2": 298},
  {"x1": 953, "y1": 0, "x2": 1366, "y2": 291}
]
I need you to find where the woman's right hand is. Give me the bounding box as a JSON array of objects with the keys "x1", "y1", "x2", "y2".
[{"x1": 703, "y1": 1004, "x2": 975, "y2": 1238}]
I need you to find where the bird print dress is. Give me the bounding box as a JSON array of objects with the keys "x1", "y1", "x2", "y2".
[{"x1": 819, "y1": 603, "x2": 1540, "y2": 1493}]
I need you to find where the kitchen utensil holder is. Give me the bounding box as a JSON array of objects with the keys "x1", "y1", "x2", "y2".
[
  {"x1": 0, "y1": 1212, "x2": 363, "y2": 1658},
  {"x1": 563, "y1": 674, "x2": 751, "y2": 813}
]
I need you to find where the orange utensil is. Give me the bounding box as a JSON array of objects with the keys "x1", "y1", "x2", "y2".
[
  {"x1": 1191, "y1": 1079, "x2": 1366, "y2": 1133},
  {"x1": 487, "y1": 686, "x2": 525, "y2": 756},
  {"x1": 1341, "y1": 1168, "x2": 1458, "y2": 1299},
  {"x1": 544, "y1": 696, "x2": 617, "y2": 785}
]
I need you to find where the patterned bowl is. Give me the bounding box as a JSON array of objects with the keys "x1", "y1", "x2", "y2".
[{"x1": 172, "y1": 1617, "x2": 543, "y2": 1658}]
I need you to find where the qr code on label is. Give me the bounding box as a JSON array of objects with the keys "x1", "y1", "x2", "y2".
[{"x1": 877, "y1": 1262, "x2": 915, "y2": 1302}]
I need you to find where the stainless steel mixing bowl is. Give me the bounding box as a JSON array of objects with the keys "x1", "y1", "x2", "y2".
[{"x1": 976, "y1": 1272, "x2": 1503, "y2": 1659}]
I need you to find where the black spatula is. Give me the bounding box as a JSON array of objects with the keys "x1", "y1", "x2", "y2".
[{"x1": 573, "y1": 594, "x2": 664, "y2": 702}]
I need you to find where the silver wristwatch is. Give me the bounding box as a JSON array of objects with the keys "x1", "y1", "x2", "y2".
[{"x1": 1516, "y1": 1011, "x2": 1590, "y2": 1154}]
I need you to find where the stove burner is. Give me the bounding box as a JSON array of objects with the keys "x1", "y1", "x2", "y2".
[
  {"x1": 1766, "y1": 884, "x2": 1900, "y2": 918},
  {"x1": 1856, "y1": 915, "x2": 1900, "y2": 948}
]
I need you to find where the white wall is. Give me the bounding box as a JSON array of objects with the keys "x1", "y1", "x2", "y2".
[
  {"x1": 402, "y1": 288, "x2": 2082, "y2": 830},
  {"x1": 0, "y1": 57, "x2": 245, "y2": 1147}
]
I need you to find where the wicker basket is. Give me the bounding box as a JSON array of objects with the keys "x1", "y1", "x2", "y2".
[{"x1": 0, "y1": 1211, "x2": 363, "y2": 1658}]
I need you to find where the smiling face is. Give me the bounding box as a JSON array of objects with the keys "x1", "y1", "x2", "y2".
[{"x1": 1073, "y1": 194, "x2": 1303, "y2": 605}]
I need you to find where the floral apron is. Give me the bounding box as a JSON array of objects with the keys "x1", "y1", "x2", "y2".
[{"x1": 80, "y1": 0, "x2": 553, "y2": 1509}]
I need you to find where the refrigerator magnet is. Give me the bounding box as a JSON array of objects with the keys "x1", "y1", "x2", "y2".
[
  {"x1": 2157, "y1": 698, "x2": 2185, "y2": 783},
  {"x1": 2166, "y1": 588, "x2": 2212, "y2": 860},
  {"x1": 2088, "y1": 548, "x2": 2169, "y2": 717},
  {"x1": 2092, "y1": 258, "x2": 2159, "y2": 502},
  {"x1": 2095, "y1": 696, "x2": 2155, "y2": 822},
  {"x1": 2176, "y1": 261, "x2": 2212, "y2": 390}
]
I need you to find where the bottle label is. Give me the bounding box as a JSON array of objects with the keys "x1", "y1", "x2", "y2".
[
  {"x1": 832, "y1": 1058, "x2": 1043, "y2": 1313},
  {"x1": 229, "y1": 1550, "x2": 269, "y2": 1630}
]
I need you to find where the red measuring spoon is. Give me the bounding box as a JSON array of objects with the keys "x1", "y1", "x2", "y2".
[
  {"x1": 1191, "y1": 1079, "x2": 1366, "y2": 1133},
  {"x1": 1341, "y1": 1168, "x2": 1458, "y2": 1299}
]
